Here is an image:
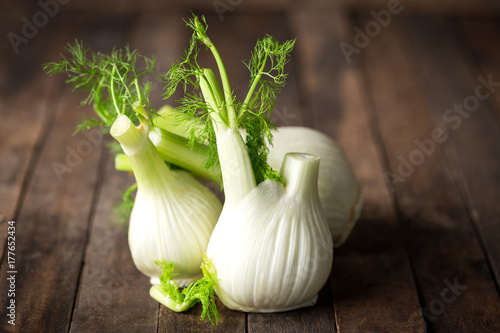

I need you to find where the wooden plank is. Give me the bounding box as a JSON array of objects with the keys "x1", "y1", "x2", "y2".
[
  {"x1": 290, "y1": 8, "x2": 425, "y2": 332},
  {"x1": 60, "y1": 0, "x2": 295, "y2": 15},
  {"x1": 160, "y1": 298, "x2": 246, "y2": 333},
  {"x1": 247, "y1": 284, "x2": 334, "y2": 333},
  {"x1": 67, "y1": 14, "x2": 134, "y2": 52},
  {"x1": 360, "y1": 16, "x2": 500, "y2": 332},
  {"x1": 406, "y1": 16, "x2": 500, "y2": 292},
  {"x1": 69, "y1": 154, "x2": 158, "y2": 332},
  {"x1": 459, "y1": 19, "x2": 500, "y2": 287},
  {"x1": 0, "y1": 72, "x2": 103, "y2": 332},
  {"x1": 459, "y1": 19, "x2": 500, "y2": 122},
  {"x1": 0, "y1": 15, "x2": 61, "y2": 259},
  {"x1": 0, "y1": 14, "x2": 76, "y2": 278}
]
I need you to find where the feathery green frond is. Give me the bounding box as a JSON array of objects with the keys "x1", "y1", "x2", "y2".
[
  {"x1": 164, "y1": 14, "x2": 294, "y2": 185},
  {"x1": 150, "y1": 260, "x2": 220, "y2": 325}
]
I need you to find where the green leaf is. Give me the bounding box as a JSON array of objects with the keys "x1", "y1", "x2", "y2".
[
  {"x1": 43, "y1": 39, "x2": 159, "y2": 130},
  {"x1": 113, "y1": 182, "x2": 137, "y2": 226}
]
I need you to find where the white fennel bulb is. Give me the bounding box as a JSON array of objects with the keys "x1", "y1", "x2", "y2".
[
  {"x1": 206, "y1": 152, "x2": 333, "y2": 312},
  {"x1": 110, "y1": 114, "x2": 222, "y2": 287},
  {"x1": 267, "y1": 126, "x2": 363, "y2": 246}
]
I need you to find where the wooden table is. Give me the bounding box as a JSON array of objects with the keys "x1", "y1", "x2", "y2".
[{"x1": 2, "y1": 1, "x2": 500, "y2": 332}]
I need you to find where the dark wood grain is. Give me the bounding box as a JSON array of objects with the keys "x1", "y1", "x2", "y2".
[
  {"x1": 405, "y1": 13, "x2": 500, "y2": 303},
  {"x1": 361, "y1": 16, "x2": 500, "y2": 332},
  {"x1": 459, "y1": 19, "x2": 500, "y2": 289},
  {"x1": 460, "y1": 19, "x2": 500, "y2": 114},
  {"x1": 290, "y1": 8, "x2": 426, "y2": 333},
  {"x1": 0, "y1": 71, "x2": 103, "y2": 332},
  {"x1": 0, "y1": 17, "x2": 65, "y2": 263},
  {"x1": 69, "y1": 154, "x2": 158, "y2": 333},
  {"x1": 159, "y1": 298, "x2": 246, "y2": 333},
  {"x1": 247, "y1": 284, "x2": 334, "y2": 333}
]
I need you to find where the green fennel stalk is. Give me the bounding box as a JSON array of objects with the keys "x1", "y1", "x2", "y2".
[
  {"x1": 164, "y1": 14, "x2": 295, "y2": 198},
  {"x1": 43, "y1": 40, "x2": 221, "y2": 217}
]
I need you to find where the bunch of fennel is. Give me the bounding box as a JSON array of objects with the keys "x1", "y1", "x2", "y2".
[
  {"x1": 44, "y1": 14, "x2": 362, "y2": 324},
  {"x1": 43, "y1": 42, "x2": 222, "y2": 286},
  {"x1": 151, "y1": 15, "x2": 333, "y2": 314}
]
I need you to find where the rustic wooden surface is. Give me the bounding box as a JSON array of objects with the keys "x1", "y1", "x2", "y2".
[{"x1": 1, "y1": 1, "x2": 500, "y2": 332}]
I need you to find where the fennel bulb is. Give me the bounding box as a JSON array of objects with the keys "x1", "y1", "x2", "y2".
[
  {"x1": 206, "y1": 153, "x2": 333, "y2": 312},
  {"x1": 111, "y1": 115, "x2": 222, "y2": 287},
  {"x1": 267, "y1": 126, "x2": 363, "y2": 246}
]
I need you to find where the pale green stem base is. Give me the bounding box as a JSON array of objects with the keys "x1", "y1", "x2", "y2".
[{"x1": 149, "y1": 285, "x2": 197, "y2": 312}]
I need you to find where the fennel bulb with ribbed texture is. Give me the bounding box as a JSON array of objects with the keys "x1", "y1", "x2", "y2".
[
  {"x1": 206, "y1": 152, "x2": 333, "y2": 312},
  {"x1": 110, "y1": 115, "x2": 222, "y2": 287},
  {"x1": 267, "y1": 126, "x2": 363, "y2": 246}
]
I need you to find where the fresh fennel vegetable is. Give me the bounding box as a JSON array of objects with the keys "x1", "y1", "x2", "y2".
[
  {"x1": 206, "y1": 152, "x2": 333, "y2": 312},
  {"x1": 154, "y1": 15, "x2": 333, "y2": 313},
  {"x1": 44, "y1": 41, "x2": 222, "y2": 286},
  {"x1": 111, "y1": 114, "x2": 222, "y2": 286},
  {"x1": 268, "y1": 126, "x2": 363, "y2": 245}
]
